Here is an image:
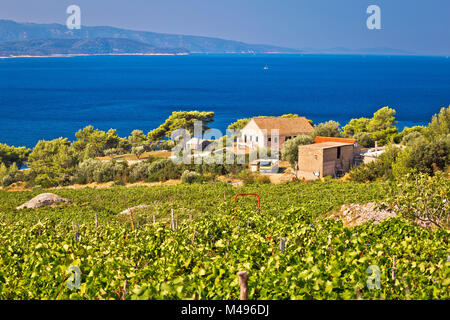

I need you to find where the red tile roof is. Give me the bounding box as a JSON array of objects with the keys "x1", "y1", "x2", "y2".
[{"x1": 251, "y1": 117, "x2": 314, "y2": 135}]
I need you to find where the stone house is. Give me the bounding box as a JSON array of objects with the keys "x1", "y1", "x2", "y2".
[
  {"x1": 296, "y1": 141, "x2": 355, "y2": 179},
  {"x1": 238, "y1": 117, "x2": 314, "y2": 151}
]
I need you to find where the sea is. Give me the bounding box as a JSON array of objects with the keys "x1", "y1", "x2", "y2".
[{"x1": 0, "y1": 54, "x2": 449, "y2": 148}]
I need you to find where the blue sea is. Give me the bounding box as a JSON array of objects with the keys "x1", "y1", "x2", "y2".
[{"x1": 0, "y1": 54, "x2": 449, "y2": 148}]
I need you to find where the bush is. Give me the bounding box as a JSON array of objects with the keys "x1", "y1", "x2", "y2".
[
  {"x1": 385, "y1": 172, "x2": 449, "y2": 229},
  {"x1": 156, "y1": 161, "x2": 180, "y2": 182},
  {"x1": 354, "y1": 132, "x2": 374, "y2": 148},
  {"x1": 349, "y1": 145, "x2": 401, "y2": 182},
  {"x1": 254, "y1": 174, "x2": 271, "y2": 184},
  {"x1": 401, "y1": 131, "x2": 425, "y2": 146},
  {"x1": 238, "y1": 169, "x2": 255, "y2": 185},
  {"x1": 75, "y1": 159, "x2": 127, "y2": 184},
  {"x1": 281, "y1": 135, "x2": 314, "y2": 167},
  {"x1": 128, "y1": 162, "x2": 152, "y2": 182},
  {"x1": 1, "y1": 174, "x2": 16, "y2": 187},
  {"x1": 393, "y1": 134, "x2": 450, "y2": 179},
  {"x1": 0, "y1": 163, "x2": 22, "y2": 187},
  {"x1": 103, "y1": 148, "x2": 125, "y2": 156},
  {"x1": 148, "y1": 159, "x2": 172, "y2": 175},
  {"x1": 181, "y1": 170, "x2": 201, "y2": 184}
]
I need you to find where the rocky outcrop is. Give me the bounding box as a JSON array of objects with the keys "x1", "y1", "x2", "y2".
[
  {"x1": 16, "y1": 193, "x2": 71, "y2": 210},
  {"x1": 329, "y1": 202, "x2": 397, "y2": 226}
]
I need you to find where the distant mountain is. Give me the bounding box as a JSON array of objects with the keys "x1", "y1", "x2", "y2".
[
  {"x1": 301, "y1": 46, "x2": 411, "y2": 55},
  {"x1": 0, "y1": 20, "x2": 300, "y2": 54},
  {"x1": 0, "y1": 38, "x2": 188, "y2": 57}
]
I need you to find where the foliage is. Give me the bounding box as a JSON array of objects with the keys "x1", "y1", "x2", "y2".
[
  {"x1": 128, "y1": 130, "x2": 148, "y2": 147},
  {"x1": 392, "y1": 134, "x2": 450, "y2": 179},
  {"x1": 148, "y1": 111, "x2": 215, "y2": 142},
  {"x1": 426, "y1": 106, "x2": 450, "y2": 139},
  {"x1": 343, "y1": 107, "x2": 398, "y2": 145},
  {"x1": 281, "y1": 135, "x2": 314, "y2": 167},
  {"x1": 228, "y1": 118, "x2": 251, "y2": 131},
  {"x1": 0, "y1": 181, "x2": 447, "y2": 300},
  {"x1": 28, "y1": 138, "x2": 77, "y2": 188},
  {"x1": 181, "y1": 170, "x2": 201, "y2": 184},
  {"x1": 313, "y1": 121, "x2": 342, "y2": 138},
  {"x1": 349, "y1": 145, "x2": 401, "y2": 182},
  {"x1": 0, "y1": 163, "x2": 21, "y2": 187},
  {"x1": 386, "y1": 172, "x2": 449, "y2": 229},
  {"x1": 75, "y1": 159, "x2": 127, "y2": 184},
  {"x1": 354, "y1": 132, "x2": 374, "y2": 148},
  {"x1": 131, "y1": 146, "x2": 145, "y2": 160},
  {"x1": 401, "y1": 131, "x2": 425, "y2": 147},
  {"x1": 103, "y1": 148, "x2": 126, "y2": 157},
  {"x1": 72, "y1": 126, "x2": 122, "y2": 161},
  {"x1": 0, "y1": 143, "x2": 31, "y2": 168}
]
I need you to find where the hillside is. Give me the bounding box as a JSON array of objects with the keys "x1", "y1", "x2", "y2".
[
  {"x1": 0, "y1": 181, "x2": 448, "y2": 300},
  {"x1": 0, "y1": 20, "x2": 300, "y2": 54},
  {"x1": 0, "y1": 38, "x2": 189, "y2": 57}
]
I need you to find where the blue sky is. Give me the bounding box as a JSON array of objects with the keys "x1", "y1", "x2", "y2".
[{"x1": 1, "y1": 0, "x2": 449, "y2": 55}]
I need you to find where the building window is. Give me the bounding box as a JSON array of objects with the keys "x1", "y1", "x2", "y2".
[
  {"x1": 250, "y1": 136, "x2": 252, "y2": 141},
  {"x1": 337, "y1": 147, "x2": 341, "y2": 159},
  {"x1": 256, "y1": 136, "x2": 258, "y2": 142},
  {"x1": 244, "y1": 135, "x2": 247, "y2": 143},
  {"x1": 268, "y1": 137, "x2": 271, "y2": 142},
  {"x1": 274, "y1": 137, "x2": 278, "y2": 143}
]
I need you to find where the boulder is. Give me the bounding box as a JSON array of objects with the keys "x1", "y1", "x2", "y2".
[
  {"x1": 119, "y1": 204, "x2": 149, "y2": 215},
  {"x1": 16, "y1": 193, "x2": 71, "y2": 210}
]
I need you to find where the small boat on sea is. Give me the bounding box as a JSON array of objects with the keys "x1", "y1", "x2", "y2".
[{"x1": 263, "y1": 65, "x2": 269, "y2": 70}]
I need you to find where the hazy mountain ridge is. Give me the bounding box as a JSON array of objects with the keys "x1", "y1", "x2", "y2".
[
  {"x1": 0, "y1": 20, "x2": 300, "y2": 54},
  {"x1": 0, "y1": 38, "x2": 189, "y2": 57}
]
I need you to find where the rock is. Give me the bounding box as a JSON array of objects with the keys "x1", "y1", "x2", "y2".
[
  {"x1": 16, "y1": 193, "x2": 71, "y2": 210},
  {"x1": 231, "y1": 181, "x2": 244, "y2": 187},
  {"x1": 119, "y1": 205, "x2": 149, "y2": 215},
  {"x1": 332, "y1": 202, "x2": 397, "y2": 226}
]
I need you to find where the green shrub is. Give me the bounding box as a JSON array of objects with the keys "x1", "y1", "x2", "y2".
[
  {"x1": 354, "y1": 132, "x2": 374, "y2": 148},
  {"x1": 254, "y1": 174, "x2": 271, "y2": 184},
  {"x1": 238, "y1": 169, "x2": 255, "y2": 185},
  {"x1": 393, "y1": 134, "x2": 450, "y2": 179},
  {"x1": 75, "y1": 159, "x2": 127, "y2": 184},
  {"x1": 349, "y1": 145, "x2": 401, "y2": 182},
  {"x1": 385, "y1": 172, "x2": 449, "y2": 229},
  {"x1": 181, "y1": 170, "x2": 201, "y2": 184}
]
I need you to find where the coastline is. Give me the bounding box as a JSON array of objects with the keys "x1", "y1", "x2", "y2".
[{"x1": 0, "y1": 52, "x2": 190, "y2": 59}]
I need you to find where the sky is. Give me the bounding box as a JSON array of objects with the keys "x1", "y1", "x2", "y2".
[{"x1": 1, "y1": 0, "x2": 449, "y2": 55}]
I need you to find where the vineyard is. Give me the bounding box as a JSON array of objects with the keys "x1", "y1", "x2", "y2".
[{"x1": 0, "y1": 180, "x2": 448, "y2": 299}]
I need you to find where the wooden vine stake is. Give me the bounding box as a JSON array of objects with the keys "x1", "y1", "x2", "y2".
[
  {"x1": 153, "y1": 215, "x2": 156, "y2": 225},
  {"x1": 189, "y1": 214, "x2": 193, "y2": 221},
  {"x1": 122, "y1": 280, "x2": 128, "y2": 300},
  {"x1": 95, "y1": 213, "x2": 98, "y2": 228},
  {"x1": 176, "y1": 216, "x2": 178, "y2": 232},
  {"x1": 237, "y1": 271, "x2": 249, "y2": 300},
  {"x1": 171, "y1": 209, "x2": 175, "y2": 231},
  {"x1": 129, "y1": 209, "x2": 135, "y2": 231},
  {"x1": 280, "y1": 237, "x2": 287, "y2": 254},
  {"x1": 392, "y1": 256, "x2": 396, "y2": 280}
]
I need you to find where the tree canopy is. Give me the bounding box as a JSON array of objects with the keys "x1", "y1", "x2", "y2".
[
  {"x1": 148, "y1": 111, "x2": 215, "y2": 142},
  {"x1": 0, "y1": 143, "x2": 31, "y2": 168},
  {"x1": 343, "y1": 106, "x2": 398, "y2": 146},
  {"x1": 313, "y1": 120, "x2": 342, "y2": 138},
  {"x1": 281, "y1": 135, "x2": 314, "y2": 167}
]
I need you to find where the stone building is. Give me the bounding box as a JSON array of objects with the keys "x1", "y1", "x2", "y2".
[
  {"x1": 239, "y1": 117, "x2": 314, "y2": 151},
  {"x1": 296, "y1": 141, "x2": 355, "y2": 179}
]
